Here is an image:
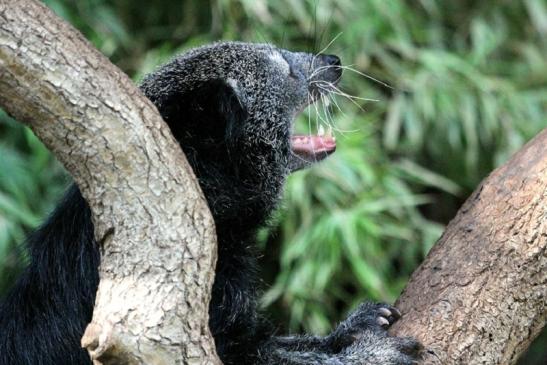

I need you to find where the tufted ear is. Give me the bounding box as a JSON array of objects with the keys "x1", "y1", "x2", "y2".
[{"x1": 151, "y1": 79, "x2": 248, "y2": 146}]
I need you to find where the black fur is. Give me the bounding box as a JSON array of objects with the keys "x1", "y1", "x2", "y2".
[
  {"x1": 0, "y1": 187, "x2": 98, "y2": 364},
  {"x1": 0, "y1": 42, "x2": 421, "y2": 365}
]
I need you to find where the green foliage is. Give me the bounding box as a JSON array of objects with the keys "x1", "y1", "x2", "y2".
[
  {"x1": 0, "y1": 0, "x2": 545, "y2": 361},
  {"x1": 0, "y1": 112, "x2": 67, "y2": 293}
]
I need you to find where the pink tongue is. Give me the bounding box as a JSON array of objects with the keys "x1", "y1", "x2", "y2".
[{"x1": 291, "y1": 135, "x2": 336, "y2": 154}]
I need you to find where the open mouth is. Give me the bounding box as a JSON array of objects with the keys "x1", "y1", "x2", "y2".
[
  {"x1": 290, "y1": 124, "x2": 336, "y2": 164},
  {"x1": 288, "y1": 53, "x2": 341, "y2": 171}
]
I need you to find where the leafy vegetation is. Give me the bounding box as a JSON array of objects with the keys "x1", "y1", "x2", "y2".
[
  {"x1": 0, "y1": 112, "x2": 68, "y2": 293},
  {"x1": 0, "y1": 0, "x2": 545, "y2": 362}
]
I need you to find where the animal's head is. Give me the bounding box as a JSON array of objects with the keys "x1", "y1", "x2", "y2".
[{"x1": 140, "y1": 42, "x2": 342, "y2": 229}]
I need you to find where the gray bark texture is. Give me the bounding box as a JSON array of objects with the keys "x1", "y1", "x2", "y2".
[
  {"x1": 0, "y1": 0, "x2": 545, "y2": 365},
  {"x1": 0, "y1": 0, "x2": 220, "y2": 364},
  {"x1": 391, "y1": 129, "x2": 546, "y2": 364}
]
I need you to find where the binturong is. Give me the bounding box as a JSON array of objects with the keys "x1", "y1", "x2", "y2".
[{"x1": 0, "y1": 42, "x2": 422, "y2": 365}]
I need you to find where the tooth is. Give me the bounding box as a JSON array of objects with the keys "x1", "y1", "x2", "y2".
[
  {"x1": 326, "y1": 126, "x2": 333, "y2": 138},
  {"x1": 303, "y1": 137, "x2": 309, "y2": 143},
  {"x1": 295, "y1": 138, "x2": 301, "y2": 144},
  {"x1": 324, "y1": 98, "x2": 330, "y2": 107},
  {"x1": 318, "y1": 125, "x2": 325, "y2": 137}
]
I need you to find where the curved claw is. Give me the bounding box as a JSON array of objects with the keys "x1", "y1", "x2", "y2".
[
  {"x1": 377, "y1": 316, "x2": 390, "y2": 328},
  {"x1": 376, "y1": 304, "x2": 402, "y2": 328},
  {"x1": 379, "y1": 307, "x2": 392, "y2": 317}
]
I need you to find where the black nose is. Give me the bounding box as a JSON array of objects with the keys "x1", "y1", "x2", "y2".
[{"x1": 321, "y1": 54, "x2": 341, "y2": 66}]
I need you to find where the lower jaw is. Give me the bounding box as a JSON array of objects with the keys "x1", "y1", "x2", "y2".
[{"x1": 288, "y1": 148, "x2": 335, "y2": 172}]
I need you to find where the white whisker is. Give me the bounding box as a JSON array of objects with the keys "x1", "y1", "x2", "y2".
[
  {"x1": 317, "y1": 32, "x2": 344, "y2": 56},
  {"x1": 328, "y1": 91, "x2": 346, "y2": 117},
  {"x1": 311, "y1": 80, "x2": 379, "y2": 102},
  {"x1": 318, "y1": 91, "x2": 359, "y2": 134},
  {"x1": 314, "y1": 84, "x2": 367, "y2": 113},
  {"x1": 310, "y1": 32, "x2": 344, "y2": 72},
  {"x1": 338, "y1": 64, "x2": 393, "y2": 89},
  {"x1": 309, "y1": 63, "x2": 393, "y2": 91}
]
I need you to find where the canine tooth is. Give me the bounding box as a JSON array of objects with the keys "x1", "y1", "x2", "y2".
[
  {"x1": 326, "y1": 126, "x2": 333, "y2": 138},
  {"x1": 324, "y1": 98, "x2": 330, "y2": 107},
  {"x1": 318, "y1": 125, "x2": 325, "y2": 136}
]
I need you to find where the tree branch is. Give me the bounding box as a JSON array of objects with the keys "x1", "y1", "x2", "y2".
[
  {"x1": 0, "y1": 1, "x2": 220, "y2": 364},
  {"x1": 392, "y1": 129, "x2": 547, "y2": 364}
]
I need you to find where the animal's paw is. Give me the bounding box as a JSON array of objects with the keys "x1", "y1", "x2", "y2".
[
  {"x1": 324, "y1": 302, "x2": 422, "y2": 364},
  {"x1": 345, "y1": 302, "x2": 402, "y2": 331},
  {"x1": 326, "y1": 302, "x2": 400, "y2": 351}
]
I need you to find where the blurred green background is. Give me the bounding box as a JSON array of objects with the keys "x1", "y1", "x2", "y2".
[{"x1": 0, "y1": 0, "x2": 545, "y2": 362}]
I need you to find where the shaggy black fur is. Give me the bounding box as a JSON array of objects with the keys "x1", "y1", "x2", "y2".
[{"x1": 0, "y1": 42, "x2": 421, "y2": 365}]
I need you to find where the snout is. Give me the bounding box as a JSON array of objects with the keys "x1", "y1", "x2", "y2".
[
  {"x1": 317, "y1": 54, "x2": 342, "y2": 80},
  {"x1": 321, "y1": 54, "x2": 341, "y2": 67},
  {"x1": 309, "y1": 54, "x2": 342, "y2": 98}
]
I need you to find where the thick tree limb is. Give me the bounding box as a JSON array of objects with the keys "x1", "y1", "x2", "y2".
[
  {"x1": 0, "y1": 1, "x2": 220, "y2": 364},
  {"x1": 392, "y1": 129, "x2": 547, "y2": 364}
]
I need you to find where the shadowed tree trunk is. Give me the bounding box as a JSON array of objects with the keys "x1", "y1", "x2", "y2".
[{"x1": 0, "y1": 0, "x2": 544, "y2": 364}]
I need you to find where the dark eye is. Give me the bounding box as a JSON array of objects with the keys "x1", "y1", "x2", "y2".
[
  {"x1": 278, "y1": 53, "x2": 298, "y2": 79},
  {"x1": 288, "y1": 67, "x2": 299, "y2": 80}
]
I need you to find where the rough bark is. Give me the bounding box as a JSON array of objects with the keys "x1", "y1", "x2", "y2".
[
  {"x1": 392, "y1": 129, "x2": 547, "y2": 364},
  {"x1": 0, "y1": 1, "x2": 220, "y2": 364}
]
